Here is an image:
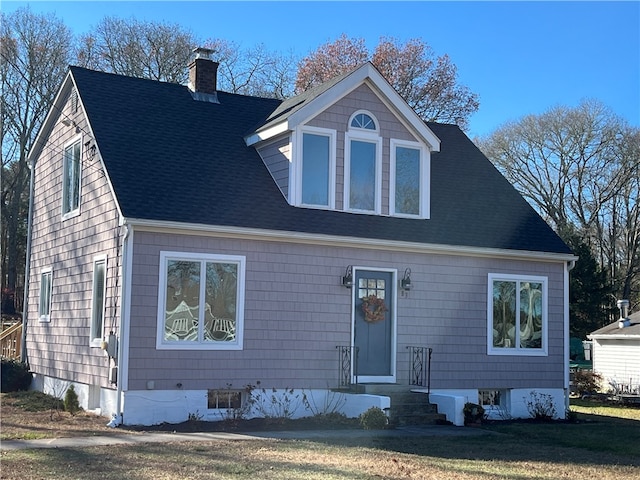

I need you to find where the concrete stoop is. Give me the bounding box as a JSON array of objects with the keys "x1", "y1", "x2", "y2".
[{"x1": 360, "y1": 384, "x2": 447, "y2": 426}]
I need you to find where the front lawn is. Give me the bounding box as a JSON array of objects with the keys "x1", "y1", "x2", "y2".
[{"x1": 1, "y1": 395, "x2": 639, "y2": 480}]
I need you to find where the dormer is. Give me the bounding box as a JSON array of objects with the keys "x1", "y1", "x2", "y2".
[{"x1": 246, "y1": 62, "x2": 440, "y2": 219}]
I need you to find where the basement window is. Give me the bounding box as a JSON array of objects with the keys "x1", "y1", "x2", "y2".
[{"x1": 208, "y1": 389, "x2": 243, "y2": 410}]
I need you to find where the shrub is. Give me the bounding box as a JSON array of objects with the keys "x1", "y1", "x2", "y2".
[
  {"x1": 359, "y1": 406, "x2": 388, "y2": 430},
  {"x1": 463, "y1": 402, "x2": 485, "y2": 424},
  {"x1": 524, "y1": 391, "x2": 557, "y2": 421},
  {"x1": 63, "y1": 385, "x2": 81, "y2": 415},
  {"x1": 0, "y1": 359, "x2": 32, "y2": 392},
  {"x1": 573, "y1": 370, "x2": 603, "y2": 396}
]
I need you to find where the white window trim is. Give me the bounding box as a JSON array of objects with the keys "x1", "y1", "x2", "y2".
[
  {"x1": 348, "y1": 110, "x2": 379, "y2": 133},
  {"x1": 487, "y1": 273, "x2": 548, "y2": 356},
  {"x1": 291, "y1": 126, "x2": 336, "y2": 209},
  {"x1": 61, "y1": 134, "x2": 83, "y2": 220},
  {"x1": 38, "y1": 267, "x2": 53, "y2": 323},
  {"x1": 389, "y1": 138, "x2": 430, "y2": 219},
  {"x1": 90, "y1": 255, "x2": 107, "y2": 347},
  {"x1": 156, "y1": 251, "x2": 246, "y2": 351},
  {"x1": 344, "y1": 131, "x2": 382, "y2": 214}
]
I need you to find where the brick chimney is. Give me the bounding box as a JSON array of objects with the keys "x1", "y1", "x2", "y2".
[{"x1": 188, "y1": 47, "x2": 218, "y2": 95}]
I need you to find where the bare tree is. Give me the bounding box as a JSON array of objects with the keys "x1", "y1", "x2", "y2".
[
  {"x1": 479, "y1": 100, "x2": 640, "y2": 316},
  {"x1": 296, "y1": 34, "x2": 479, "y2": 130},
  {"x1": 1, "y1": 7, "x2": 73, "y2": 313},
  {"x1": 76, "y1": 16, "x2": 197, "y2": 83},
  {"x1": 205, "y1": 38, "x2": 297, "y2": 99}
]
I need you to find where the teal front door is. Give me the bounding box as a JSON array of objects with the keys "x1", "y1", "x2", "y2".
[{"x1": 353, "y1": 269, "x2": 396, "y2": 383}]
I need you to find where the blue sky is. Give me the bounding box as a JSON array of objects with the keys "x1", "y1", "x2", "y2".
[{"x1": 4, "y1": 1, "x2": 639, "y2": 138}]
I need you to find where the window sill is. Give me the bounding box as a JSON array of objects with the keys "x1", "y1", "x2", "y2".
[
  {"x1": 156, "y1": 342, "x2": 243, "y2": 351},
  {"x1": 61, "y1": 209, "x2": 81, "y2": 221},
  {"x1": 487, "y1": 348, "x2": 548, "y2": 357}
]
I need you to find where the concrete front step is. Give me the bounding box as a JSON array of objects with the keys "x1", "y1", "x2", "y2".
[
  {"x1": 357, "y1": 384, "x2": 445, "y2": 426},
  {"x1": 391, "y1": 412, "x2": 448, "y2": 426}
]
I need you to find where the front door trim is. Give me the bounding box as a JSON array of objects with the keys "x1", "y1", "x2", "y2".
[{"x1": 350, "y1": 266, "x2": 397, "y2": 383}]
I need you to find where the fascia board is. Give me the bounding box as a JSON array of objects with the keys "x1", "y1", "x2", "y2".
[
  {"x1": 124, "y1": 217, "x2": 578, "y2": 264},
  {"x1": 245, "y1": 121, "x2": 289, "y2": 146},
  {"x1": 30, "y1": 68, "x2": 125, "y2": 222},
  {"x1": 69, "y1": 72, "x2": 126, "y2": 222},
  {"x1": 26, "y1": 71, "x2": 74, "y2": 165},
  {"x1": 588, "y1": 333, "x2": 640, "y2": 340}
]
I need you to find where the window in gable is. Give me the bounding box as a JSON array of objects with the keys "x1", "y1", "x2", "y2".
[
  {"x1": 38, "y1": 268, "x2": 53, "y2": 322},
  {"x1": 294, "y1": 126, "x2": 336, "y2": 209},
  {"x1": 302, "y1": 133, "x2": 330, "y2": 205},
  {"x1": 345, "y1": 111, "x2": 381, "y2": 214},
  {"x1": 488, "y1": 274, "x2": 548, "y2": 356},
  {"x1": 390, "y1": 139, "x2": 429, "y2": 218},
  {"x1": 62, "y1": 136, "x2": 82, "y2": 218},
  {"x1": 350, "y1": 111, "x2": 377, "y2": 131},
  {"x1": 157, "y1": 252, "x2": 246, "y2": 351},
  {"x1": 90, "y1": 256, "x2": 107, "y2": 347}
]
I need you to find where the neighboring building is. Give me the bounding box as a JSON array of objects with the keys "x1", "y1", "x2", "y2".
[
  {"x1": 23, "y1": 50, "x2": 576, "y2": 426},
  {"x1": 589, "y1": 302, "x2": 640, "y2": 395}
]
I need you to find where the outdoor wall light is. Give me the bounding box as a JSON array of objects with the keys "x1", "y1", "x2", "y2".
[
  {"x1": 342, "y1": 265, "x2": 353, "y2": 288},
  {"x1": 401, "y1": 268, "x2": 412, "y2": 291}
]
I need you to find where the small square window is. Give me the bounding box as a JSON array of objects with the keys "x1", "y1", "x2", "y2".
[
  {"x1": 479, "y1": 390, "x2": 503, "y2": 407},
  {"x1": 208, "y1": 389, "x2": 242, "y2": 410}
]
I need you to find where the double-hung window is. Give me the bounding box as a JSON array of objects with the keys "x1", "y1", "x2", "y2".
[
  {"x1": 38, "y1": 268, "x2": 53, "y2": 322},
  {"x1": 345, "y1": 111, "x2": 381, "y2": 213},
  {"x1": 90, "y1": 256, "x2": 107, "y2": 346},
  {"x1": 390, "y1": 139, "x2": 428, "y2": 218},
  {"x1": 296, "y1": 127, "x2": 336, "y2": 208},
  {"x1": 488, "y1": 274, "x2": 548, "y2": 355},
  {"x1": 157, "y1": 252, "x2": 246, "y2": 350},
  {"x1": 62, "y1": 137, "x2": 82, "y2": 217}
]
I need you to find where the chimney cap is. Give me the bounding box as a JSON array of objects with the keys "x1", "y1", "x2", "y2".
[{"x1": 192, "y1": 47, "x2": 215, "y2": 61}]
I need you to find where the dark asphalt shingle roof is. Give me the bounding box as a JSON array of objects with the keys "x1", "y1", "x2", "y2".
[{"x1": 70, "y1": 66, "x2": 572, "y2": 255}]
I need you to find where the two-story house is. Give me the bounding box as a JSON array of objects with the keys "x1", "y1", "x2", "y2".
[{"x1": 23, "y1": 50, "x2": 576, "y2": 426}]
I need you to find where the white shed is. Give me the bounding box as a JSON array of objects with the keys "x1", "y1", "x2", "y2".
[{"x1": 588, "y1": 309, "x2": 640, "y2": 394}]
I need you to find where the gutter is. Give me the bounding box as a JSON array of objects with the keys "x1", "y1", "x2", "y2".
[{"x1": 125, "y1": 217, "x2": 579, "y2": 264}]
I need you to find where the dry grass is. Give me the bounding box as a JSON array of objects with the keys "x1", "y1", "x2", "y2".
[
  {"x1": 0, "y1": 391, "x2": 139, "y2": 440},
  {"x1": 1, "y1": 392, "x2": 639, "y2": 480}
]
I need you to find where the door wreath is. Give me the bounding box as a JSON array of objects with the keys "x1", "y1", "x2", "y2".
[{"x1": 361, "y1": 294, "x2": 388, "y2": 323}]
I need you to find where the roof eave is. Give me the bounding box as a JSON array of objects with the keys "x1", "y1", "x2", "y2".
[
  {"x1": 27, "y1": 69, "x2": 74, "y2": 166},
  {"x1": 122, "y1": 216, "x2": 578, "y2": 263},
  {"x1": 245, "y1": 120, "x2": 290, "y2": 146},
  {"x1": 588, "y1": 333, "x2": 640, "y2": 340},
  {"x1": 245, "y1": 62, "x2": 441, "y2": 152}
]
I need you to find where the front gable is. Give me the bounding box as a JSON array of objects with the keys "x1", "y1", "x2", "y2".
[{"x1": 252, "y1": 65, "x2": 439, "y2": 219}]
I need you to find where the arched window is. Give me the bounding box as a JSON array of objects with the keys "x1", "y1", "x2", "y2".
[
  {"x1": 349, "y1": 111, "x2": 377, "y2": 131},
  {"x1": 345, "y1": 111, "x2": 381, "y2": 213}
]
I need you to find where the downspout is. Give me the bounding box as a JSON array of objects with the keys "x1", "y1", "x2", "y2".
[
  {"x1": 108, "y1": 223, "x2": 131, "y2": 427},
  {"x1": 564, "y1": 259, "x2": 576, "y2": 415},
  {"x1": 20, "y1": 156, "x2": 36, "y2": 365}
]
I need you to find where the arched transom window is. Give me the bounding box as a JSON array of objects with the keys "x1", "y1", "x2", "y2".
[
  {"x1": 350, "y1": 111, "x2": 377, "y2": 131},
  {"x1": 345, "y1": 111, "x2": 381, "y2": 213}
]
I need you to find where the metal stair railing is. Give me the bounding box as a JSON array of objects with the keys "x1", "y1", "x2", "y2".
[{"x1": 406, "y1": 346, "x2": 432, "y2": 393}]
